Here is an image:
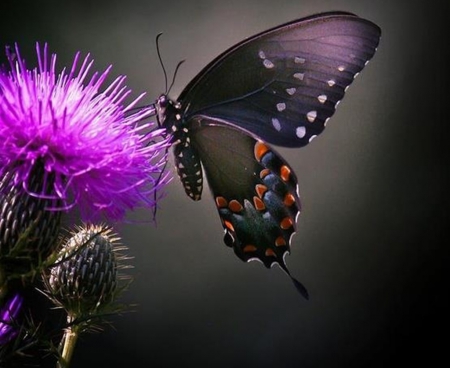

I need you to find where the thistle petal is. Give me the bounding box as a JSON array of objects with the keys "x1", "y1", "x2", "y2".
[{"x1": 0, "y1": 293, "x2": 23, "y2": 345}]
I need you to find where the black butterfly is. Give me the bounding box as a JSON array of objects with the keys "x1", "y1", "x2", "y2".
[{"x1": 155, "y1": 12, "x2": 381, "y2": 298}]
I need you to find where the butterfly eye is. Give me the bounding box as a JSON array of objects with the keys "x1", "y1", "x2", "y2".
[
  {"x1": 155, "y1": 94, "x2": 170, "y2": 125},
  {"x1": 157, "y1": 94, "x2": 168, "y2": 108}
]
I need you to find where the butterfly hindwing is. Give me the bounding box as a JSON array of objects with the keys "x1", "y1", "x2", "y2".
[
  {"x1": 187, "y1": 117, "x2": 307, "y2": 295},
  {"x1": 178, "y1": 12, "x2": 381, "y2": 147}
]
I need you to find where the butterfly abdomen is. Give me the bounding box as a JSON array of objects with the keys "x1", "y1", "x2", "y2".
[
  {"x1": 159, "y1": 97, "x2": 204, "y2": 201},
  {"x1": 173, "y1": 138, "x2": 203, "y2": 201}
]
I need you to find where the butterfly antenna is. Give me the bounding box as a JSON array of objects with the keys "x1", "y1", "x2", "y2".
[
  {"x1": 167, "y1": 59, "x2": 185, "y2": 95},
  {"x1": 156, "y1": 32, "x2": 169, "y2": 93}
]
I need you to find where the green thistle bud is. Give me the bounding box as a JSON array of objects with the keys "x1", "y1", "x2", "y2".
[
  {"x1": 0, "y1": 164, "x2": 62, "y2": 276},
  {"x1": 43, "y1": 224, "x2": 131, "y2": 367},
  {"x1": 46, "y1": 224, "x2": 130, "y2": 318}
]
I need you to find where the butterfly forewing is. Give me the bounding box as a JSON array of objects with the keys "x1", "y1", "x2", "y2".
[{"x1": 179, "y1": 12, "x2": 381, "y2": 147}]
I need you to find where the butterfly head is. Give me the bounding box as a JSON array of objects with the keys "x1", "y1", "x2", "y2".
[
  {"x1": 155, "y1": 94, "x2": 169, "y2": 127},
  {"x1": 155, "y1": 94, "x2": 183, "y2": 131}
]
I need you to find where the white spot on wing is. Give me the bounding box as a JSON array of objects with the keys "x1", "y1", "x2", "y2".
[
  {"x1": 272, "y1": 118, "x2": 281, "y2": 131},
  {"x1": 307, "y1": 110, "x2": 317, "y2": 123},
  {"x1": 294, "y1": 57, "x2": 305, "y2": 64},
  {"x1": 309, "y1": 135, "x2": 317, "y2": 143},
  {"x1": 327, "y1": 79, "x2": 336, "y2": 87},
  {"x1": 296, "y1": 126, "x2": 306, "y2": 138},
  {"x1": 318, "y1": 94, "x2": 327, "y2": 104},
  {"x1": 276, "y1": 102, "x2": 286, "y2": 112},
  {"x1": 286, "y1": 87, "x2": 296, "y2": 95},
  {"x1": 293, "y1": 72, "x2": 304, "y2": 81},
  {"x1": 258, "y1": 50, "x2": 266, "y2": 59},
  {"x1": 338, "y1": 65, "x2": 345, "y2": 72},
  {"x1": 263, "y1": 59, "x2": 274, "y2": 69}
]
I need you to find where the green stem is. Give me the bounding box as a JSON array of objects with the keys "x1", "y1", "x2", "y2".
[{"x1": 58, "y1": 315, "x2": 80, "y2": 368}]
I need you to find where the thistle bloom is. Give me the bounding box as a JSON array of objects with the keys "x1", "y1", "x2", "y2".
[
  {"x1": 0, "y1": 43, "x2": 169, "y2": 221},
  {"x1": 0, "y1": 293, "x2": 23, "y2": 345}
]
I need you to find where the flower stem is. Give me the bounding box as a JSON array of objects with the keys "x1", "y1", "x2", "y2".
[{"x1": 58, "y1": 315, "x2": 80, "y2": 368}]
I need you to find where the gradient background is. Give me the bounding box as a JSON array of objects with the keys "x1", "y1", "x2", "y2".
[{"x1": 1, "y1": 0, "x2": 446, "y2": 367}]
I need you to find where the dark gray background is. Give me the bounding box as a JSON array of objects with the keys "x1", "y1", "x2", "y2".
[{"x1": 1, "y1": 0, "x2": 446, "y2": 367}]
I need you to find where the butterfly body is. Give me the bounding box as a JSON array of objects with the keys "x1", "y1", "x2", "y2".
[{"x1": 156, "y1": 12, "x2": 381, "y2": 298}]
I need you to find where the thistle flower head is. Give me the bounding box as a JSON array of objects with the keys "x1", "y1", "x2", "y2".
[
  {"x1": 45, "y1": 224, "x2": 131, "y2": 319},
  {"x1": 0, "y1": 293, "x2": 23, "y2": 345},
  {"x1": 0, "y1": 43, "x2": 170, "y2": 221}
]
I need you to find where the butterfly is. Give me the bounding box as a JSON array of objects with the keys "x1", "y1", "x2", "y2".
[{"x1": 155, "y1": 12, "x2": 381, "y2": 298}]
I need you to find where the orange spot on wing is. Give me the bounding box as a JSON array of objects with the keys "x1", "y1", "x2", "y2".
[
  {"x1": 283, "y1": 193, "x2": 296, "y2": 207},
  {"x1": 280, "y1": 217, "x2": 294, "y2": 230},
  {"x1": 223, "y1": 220, "x2": 235, "y2": 232},
  {"x1": 255, "y1": 184, "x2": 268, "y2": 198},
  {"x1": 260, "y1": 168, "x2": 270, "y2": 179},
  {"x1": 215, "y1": 196, "x2": 228, "y2": 208},
  {"x1": 265, "y1": 248, "x2": 276, "y2": 257},
  {"x1": 228, "y1": 200, "x2": 243, "y2": 213},
  {"x1": 254, "y1": 141, "x2": 270, "y2": 162},
  {"x1": 243, "y1": 245, "x2": 257, "y2": 253},
  {"x1": 253, "y1": 196, "x2": 266, "y2": 211},
  {"x1": 280, "y1": 165, "x2": 291, "y2": 182},
  {"x1": 275, "y1": 236, "x2": 286, "y2": 247}
]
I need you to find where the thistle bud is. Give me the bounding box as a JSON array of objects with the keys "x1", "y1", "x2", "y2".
[{"x1": 46, "y1": 225, "x2": 129, "y2": 318}]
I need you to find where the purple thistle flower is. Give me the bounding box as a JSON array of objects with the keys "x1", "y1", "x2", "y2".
[
  {"x1": 0, "y1": 293, "x2": 23, "y2": 345},
  {"x1": 0, "y1": 43, "x2": 170, "y2": 221}
]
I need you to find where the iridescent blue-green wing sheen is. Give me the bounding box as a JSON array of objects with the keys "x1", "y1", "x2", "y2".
[
  {"x1": 188, "y1": 117, "x2": 308, "y2": 298},
  {"x1": 178, "y1": 12, "x2": 381, "y2": 147}
]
